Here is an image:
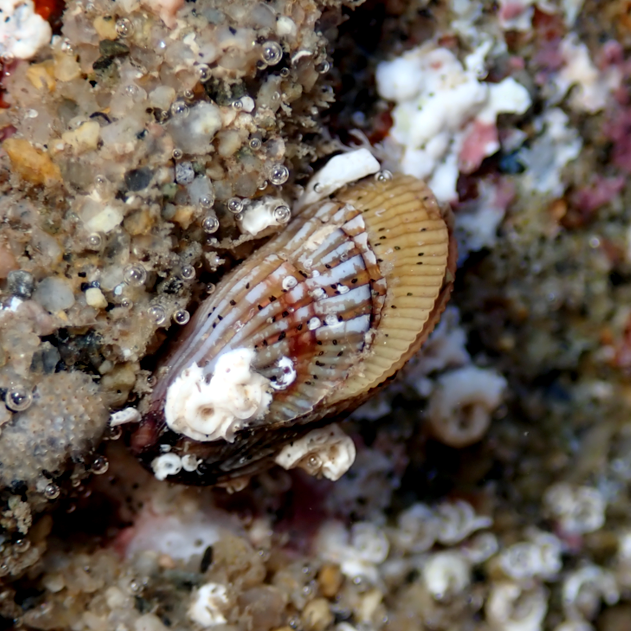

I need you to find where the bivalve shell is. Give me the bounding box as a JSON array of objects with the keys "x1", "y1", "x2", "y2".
[{"x1": 131, "y1": 174, "x2": 456, "y2": 485}]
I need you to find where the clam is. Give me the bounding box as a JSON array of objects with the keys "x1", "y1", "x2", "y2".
[{"x1": 130, "y1": 173, "x2": 457, "y2": 486}]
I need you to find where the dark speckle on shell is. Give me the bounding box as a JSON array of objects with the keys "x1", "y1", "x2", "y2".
[{"x1": 130, "y1": 174, "x2": 457, "y2": 485}]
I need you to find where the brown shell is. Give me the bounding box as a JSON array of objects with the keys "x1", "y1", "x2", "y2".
[{"x1": 130, "y1": 174, "x2": 457, "y2": 485}]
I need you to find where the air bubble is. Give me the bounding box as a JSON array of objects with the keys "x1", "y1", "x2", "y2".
[
  {"x1": 313, "y1": 183, "x2": 322, "y2": 194},
  {"x1": 273, "y1": 204, "x2": 291, "y2": 224},
  {"x1": 258, "y1": 180, "x2": 268, "y2": 190},
  {"x1": 170, "y1": 101, "x2": 189, "y2": 117},
  {"x1": 148, "y1": 305, "x2": 167, "y2": 325},
  {"x1": 119, "y1": 298, "x2": 132, "y2": 309},
  {"x1": 173, "y1": 309, "x2": 190, "y2": 325},
  {"x1": 261, "y1": 41, "x2": 283, "y2": 65},
  {"x1": 5, "y1": 385, "x2": 32, "y2": 412},
  {"x1": 282, "y1": 276, "x2": 298, "y2": 291},
  {"x1": 172, "y1": 147, "x2": 183, "y2": 160},
  {"x1": 202, "y1": 214, "x2": 220, "y2": 233},
  {"x1": 308, "y1": 317, "x2": 321, "y2": 331},
  {"x1": 375, "y1": 170, "x2": 393, "y2": 183},
  {"x1": 249, "y1": 137, "x2": 262, "y2": 150},
  {"x1": 197, "y1": 64, "x2": 211, "y2": 82},
  {"x1": 280, "y1": 67, "x2": 290, "y2": 77},
  {"x1": 316, "y1": 61, "x2": 330, "y2": 74},
  {"x1": 183, "y1": 89, "x2": 195, "y2": 101},
  {"x1": 87, "y1": 233, "x2": 103, "y2": 250},
  {"x1": 207, "y1": 283, "x2": 216, "y2": 294},
  {"x1": 123, "y1": 264, "x2": 147, "y2": 286},
  {"x1": 91, "y1": 456, "x2": 109, "y2": 475},
  {"x1": 199, "y1": 195, "x2": 214, "y2": 209},
  {"x1": 44, "y1": 483, "x2": 60, "y2": 500},
  {"x1": 181, "y1": 265, "x2": 196, "y2": 280},
  {"x1": 269, "y1": 164, "x2": 289, "y2": 186},
  {"x1": 1, "y1": 52, "x2": 14, "y2": 65},
  {"x1": 232, "y1": 99, "x2": 243, "y2": 111},
  {"x1": 115, "y1": 17, "x2": 133, "y2": 37},
  {"x1": 227, "y1": 198, "x2": 244, "y2": 214},
  {"x1": 107, "y1": 425, "x2": 123, "y2": 441}
]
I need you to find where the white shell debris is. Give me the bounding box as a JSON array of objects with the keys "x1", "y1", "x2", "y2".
[
  {"x1": 164, "y1": 348, "x2": 272, "y2": 443},
  {"x1": 274, "y1": 424, "x2": 356, "y2": 481},
  {"x1": 238, "y1": 197, "x2": 289, "y2": 236},
  {"x1": 110, "y1": 407, "x2": 141, "y2": 427},
  {"x1": 376, "y1": 42, "x2": 531, "y2": 202},
  {"x1": 0, "y1": 0, "x2": 52, "y2": 60},
  {"x1": 188, "y1": 583, "x2": 230, "y2": 627},
  {"x1": 296, "y1": 148, "x2": 380, "y2": 209},
  {"x1": 151, "y1": 453, "x2": 183, "y2": 481},
  {"x1": 556, "y1": 34, "x2": 621, "y2": 113},
  {"x1": 269, "y1": 356, "x2": 296, "y2": 391}
]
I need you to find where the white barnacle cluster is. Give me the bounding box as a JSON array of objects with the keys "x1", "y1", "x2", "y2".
[
  {"x1": 0, "y1": 0, "x2": 52, "y2": 60},
  {"x1": 164, "y1": 348, "x2": 272, "y2": 443},
  {"x1": 405, "y1": 307, "x2": 507, "y2": 448},
  {"x1": 543, "y1": 483, "x2": 606, "y2": 536},
  {"x1": 375, "y1": 41, "x2": 531, "y2": 202},
  {"x1": 493, "y1": 530, "x2": 563, "y2": 582},
  {"x1": 274, "y1": 424, "x2": 356, "y2": 481},
  {"x1": 315, "y1": 521, "x2": 389, "y2": 584},
  {"x1": 390, "y1": 499, "x2": 493, "y2": 554}
]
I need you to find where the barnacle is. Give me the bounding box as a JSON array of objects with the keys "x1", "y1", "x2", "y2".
[{"x1": 131, "y1": 173, "x2": 456, "y2": 485}]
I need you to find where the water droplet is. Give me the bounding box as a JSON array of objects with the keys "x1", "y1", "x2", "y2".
[
  {"x1": 181, "y1": 265, "x2": 196, "y2": 280},
  {"x1": 123, "y1": 264, "x2": 147, "y2": 286},
  {"x1": 173, "y1": 309, "x2": 190, "y2": 325},
  {"x1": 87, "y1": 233, "x2": 103, "y2": 250},
  {"x1": 273, "y1": 204, "x2": 291, "y2": 224},
  {"x1": 261, "y1": 41, "x2": 283, "y2": 65},
  {"x1": 44, "y1": 483, "x2": 60, "y2": 500},
  {"x1": 115, "y1": 17, "x2": 132, "y2": 37},
  {"x1": 197, "y1": 64, "x2": 211, "y2": 82},
  {"x1": 375, "y1": 169, "x2": 393, "y2": 183},
  {"x1": 5, "y1": 385, "x2": 32, "y2": 412},
  {"x1": 170, "y1": 100, "x2": 189, "y2": 117},
  {"x1": 269, "y1": 164, "x2": 289, "y2": 186},
  {"x1": 91, "y1": 456, "x2": 109, "y2": 475},
  {"x1": 249, "y1": 137, "x2": 262, "y2": 150},
  {"x1": 282, "y1": 276, "x2": 297, "y2": 291},
  {"x1": 308, "y1": 317, "x2": 321, "y2": 331},
  {"x1": 315, "y1": 60, "x2": 330, "y2": 73},
  {"x1": 148, "y1": 305, "x2": 167, "y2": 325},
  {"x1": 227, "y1": 198, "x2": 244, "y2": 214},
  {"x1": 172, "y1": 147, "x2": 183, "y2": 160},
  {"x1": 202, "y1": 214, "x2": 220, "y2": 233}
]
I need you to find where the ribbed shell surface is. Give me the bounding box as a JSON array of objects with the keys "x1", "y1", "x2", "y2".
[{"x1": 133, "y1": 174, "x2": 456, "y2": 484}]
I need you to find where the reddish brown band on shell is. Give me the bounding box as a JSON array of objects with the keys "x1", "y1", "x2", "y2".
[{"x1": 130, "y1": 174, "x2": 457, "y2": 485}]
